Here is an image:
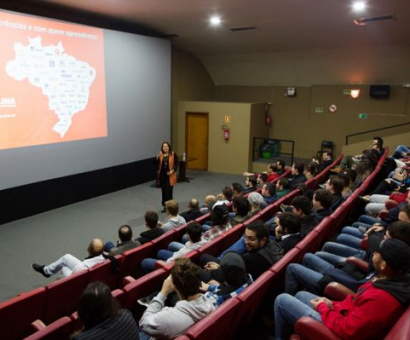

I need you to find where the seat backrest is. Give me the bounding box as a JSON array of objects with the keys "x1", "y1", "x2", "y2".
[
  {"x1": 0, "y1": 287, "x2": 47, "y2": 340},
  {"x1": 88, "y1": 256, "x2": 122, "y2": 290},
  {"x1": 43, "y1": 270, "x2": 89, "y2": 324},
  {"x1": 122, "y1": 268, "x2": 168, "y2": 320},
  {"x1": 23, "y1": 316, "x2": 73, "y2": 340},
  {"x1": 384, "y1": 304, "x2": 410, "y2": 340},
  {"x1": 120, "y1": 242, "x2": 156, "y2": 278},
  {"x1": 184, "y1": 298, "x2": 241, "y2": 340},
  {"x1": 235, "y1": 270, "x2": 277, "y2": 328}
]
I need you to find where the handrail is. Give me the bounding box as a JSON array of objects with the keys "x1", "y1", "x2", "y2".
[{"x1": 345, "y1": 122, "x2": 410, "y2": 145}]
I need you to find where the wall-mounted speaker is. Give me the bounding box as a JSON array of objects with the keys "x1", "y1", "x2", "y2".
[{"x1": 370, "y1": 85, "x2": 390, "y2": 99}]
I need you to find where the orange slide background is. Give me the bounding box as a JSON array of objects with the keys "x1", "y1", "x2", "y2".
[{"x1": 0, "y1": 11, "x2": 107, "y2": 150}]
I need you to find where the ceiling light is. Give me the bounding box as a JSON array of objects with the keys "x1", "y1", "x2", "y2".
[
  {"x1": 210, "y1": 16, "x2": 222, "y2": 26},
  {"x1": 351, "y1": 89, "x2": 360, "y2": 98},
  {"x1": 352, "y1": 2, "x2": 366, "y2": 12}
]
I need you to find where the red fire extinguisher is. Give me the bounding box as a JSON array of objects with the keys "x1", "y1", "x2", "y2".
[{"x1": 222, "y1": 125, "x2": 230, "y2": 141}]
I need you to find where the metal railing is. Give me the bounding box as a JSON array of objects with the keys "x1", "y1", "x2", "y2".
[
  {"x1": 252, "y1": 137, "x2": 295, "y2": 165},
  {"x1": 346, "y1": 122, "x2": 410, "y2": 145}
]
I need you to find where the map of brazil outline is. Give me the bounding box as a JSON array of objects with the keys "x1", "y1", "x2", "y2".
[{"x1": 5, "y1": 36, "x2": 96, "y2": 138}]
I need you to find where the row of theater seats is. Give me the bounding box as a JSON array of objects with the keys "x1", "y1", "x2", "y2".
[
  {"x1": 10, "y1": 152, "x2": 410, "y2": 340},
  {"x1": 0, "y1": 156, "x2": 337, "y2": 339},
  {"x1": 0, "y1": 165, "x2": 292, "y2": 340}
]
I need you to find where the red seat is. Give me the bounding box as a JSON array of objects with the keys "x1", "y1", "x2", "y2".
[
  {"x1": 23, "y1": 316, "x2": 73, "y2": 340},
  {"x1": 88, "y1": 256, "x2": 122, "y2": 290},
  {"x1": 120, "y1": 242, "x2": 156, "y2": 278},
  {"x1": 122, "y1": 268, "x2": 168, "y2": 320},
  {"x1": 196, "y1": 235, "x2": 225, "y2": 258},
  {"x1": 385, "y1": 304, "x2": 410, "y2": 339},
  {"x1": 235, "y1": 270, "x2": 277, "y2": 329},
  {"x1": 0, "y1": 287, "x2": 47, "y2": 340},
  {"x1": 43, "y1": 270, "x2": 89, "y2": 324},
  {"x1": 293, "y1": 316, "x2": 341, "y2": 340},
  {"x1": 150, "y1": 228, "x2": 178, "y2": 251},
  {"x1": 184, "y1": 298, "x2": 241, "y2": 340}
]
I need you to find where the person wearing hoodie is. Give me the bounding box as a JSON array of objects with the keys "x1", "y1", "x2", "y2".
[
  {"x1": 139, "y1": 258, "x2": 214, "y2": 340},
  {"x1": 201, "y1": 252, "x2": 253, "y2": 308},
  {"x1": 159, "y1": 200, "x2": 186, "y2": 232},
  {"x1": 274, "y1": 238, "x2": 410, "y2": 340}
]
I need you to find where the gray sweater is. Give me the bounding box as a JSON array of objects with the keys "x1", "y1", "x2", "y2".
[{"x1": 139, "y1": 292, "x2": 214, "y2": 339}]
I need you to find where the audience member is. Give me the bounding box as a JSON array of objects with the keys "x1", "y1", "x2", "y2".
[
  {"x1": 322, "y1": 175, "x2": 344, "y2": 210},
  {"x1": 180, "y1": 198, "x2": 202, "y2": 222},
  {"x1": 230, "y1": 196, "x2": 251, "y2": 226},
  {"x1": 243, "y1": 176, "x2": 257, "y2": 194},
  {"x1": 288, "y1": 162, "x2": 307, "y2": 189},
  {"x1": 276, "y1": 178, "x2": 290, "y2": 198},
  {"x1": 231, "y1": 182, "x2": 244, "y2": 197},
  {"x1": 32, "y1": 239, "x2": 105, "y2": 278},
  {"x1": 105, "y1": 225, "x2": 140, "y2": 256},
  {"x1": 139, "y1": 258, "x2": 214, "y2": 339},
  {"x1": 200, "y1": 195, "x2": 216, "y2": 214},
  {"x1": 137, "y1": 211, "x2": 165, "y2": 245},
  {"x1": 202, "y1": 252, "x2": 253, "y2": 307},
  {"x1": 274, "y1": 238, "x2": 410, "y2": 340},
  {"x1": 261, "y1": 182, "x2": 278, "y2": 205},
  {"x1": 290, "y1": 196, "x2": 319, "y2": 237},
  {"x1": 159, "y1": 200, "x2": 186, "y2": 232},
  {"x1": 274, "y1": 212, "x2": 302, "y2": 253},
  {"x1": 276, "y1": 159, "x2": 287, "y2": 175},
  {"x1": 72, "y1": 281, "x2": 139, "y2": 340},
  {"x1": 311, "y1": 189, "x2": 332, "y2": 222}
]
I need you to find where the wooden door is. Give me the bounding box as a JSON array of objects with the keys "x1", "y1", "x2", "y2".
[{"x1": 185, "y1": 112, "x2": 208, "y2": 170}]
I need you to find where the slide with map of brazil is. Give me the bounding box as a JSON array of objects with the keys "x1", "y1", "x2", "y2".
[{"x1": 0, "y1": 10, "x2": 107, "y2": 149}]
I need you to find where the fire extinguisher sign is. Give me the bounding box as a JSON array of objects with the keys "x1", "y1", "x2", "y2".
[{"x1": 224, "y1": 116, "x2": 231, "y2": 123}]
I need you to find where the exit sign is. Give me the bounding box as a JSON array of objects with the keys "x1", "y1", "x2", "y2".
[
  {"x1": 315, "y1": 108, "x2": 324, "y2": 113},
  {"x1": 358, "y1": 113, "x2": 368, "y2": 119}
]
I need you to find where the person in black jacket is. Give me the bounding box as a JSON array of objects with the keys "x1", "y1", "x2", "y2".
[
  {"x1": 180, "y1": 198, "x2": 203, "y2": 223},
  {"x1": 275, "y1": 212, "x2": 302, "y2": 253},
  {"x1": 136, "y1": 211, "x2": 164, "y2": 245}
]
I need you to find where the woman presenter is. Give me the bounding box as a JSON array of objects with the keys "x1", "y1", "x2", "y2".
[{"x1": 157, "y1": 142, "x2": 178, "y2": 212}]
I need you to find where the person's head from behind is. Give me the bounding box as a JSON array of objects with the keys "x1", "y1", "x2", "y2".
[
  {"x1": 246, "y1": 176, "x2": 257, "y2": 188},
  {"x1": 305, "y1": 162, "x2": 318, "y2": 177},
  {"x1": 211, "y1": 205, "x2": 229, "y2": 226},
  {"x1": 186, "y1": 222, "x2": 203, "y2": 243},
  {"x1": 386, "y1": 221, "x2": 410, "y2": 245},
  {"x1": 161, "y1": 141, "x2": 172, "y2": 154},
  {"x1": 171, "y1": 258, "x2": 201, "y2": 300},
  {"x1": 291, "y1": 162, "x2": 304, "y2": 176},
  {"x1": 87, "y1": 239, "x2": 104, "y2": 257},
  {"x1": 145, "y1": 211, "x2": 159, "y2": 229},
  {"x1": 118, "y1": 225, "x2": 133, "y2": 243},
  {"x1": 165, "y1": 200, "x2": 179, "y2": 216},
  {"x1": 277, "y1": 178, "x2": 290, "y2": 191},
  {"x1": 313, "y1": 189, "x2": 332, "y2": 210},
  {"x1": 231, "y1": 183, "x2": 244, "y2": 195},
  {"x1": 222, "y1": 186, "x2": 234, "y2": 201},
  {"x1": 337, "y1": 172, "x2": 351, "y2": 189},
  {"x1": 372, "y1": 238, "x2": 410, "y2": 278},
  {"x1": 278, "y1": 212, "x2": 301, "y2": 235},
  {"x1": 248, "y1": 192, "x2": 265, "y2": 211},
  {"x1": 78, "y1": 281, "x2": 120, "y2": 330},
  {"x1": 233, "y1": 196, "x2": 250, "y2": 217},
  {"x1": 204, "y1": 195, "x2": 216, "y2": 208},
  {"x1": 268, "y1": 164, "x2": 278, "y2": 174},
  {"x1": 291, "y1": 196, "x2": 312, "y2": 217},
  {"x1": 188, "y1": 198, "x2": 199, "y2": 210},
  {"x1": 325, "y1": 175, "x2": 344, "y2": 195},
  {"x1": 244, "y1": 221, "x2": 269, "y2": 252},
  {"x1": 220, "y1": 252, "x2": 247, "y2": 288},
  {"x1": 262, "y1": 182, "x2": 276, "y2": 197}
]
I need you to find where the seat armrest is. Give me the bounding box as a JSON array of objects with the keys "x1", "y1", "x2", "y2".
[
  {"x1": 294, "y1": 316, "x2": 342, "y2": 340},
  {"x1": 324, "y1": 282, "x2": 354, "y2": 301},
  {"x1": 346, "y1": 256, "x2": 369, "y2": 273},
  {"x1": 31, "y1": 319, "x2": 46, "y2": 331},
  {"x1": 122, "y1": 275, "x2": 135, "y2": 286}
]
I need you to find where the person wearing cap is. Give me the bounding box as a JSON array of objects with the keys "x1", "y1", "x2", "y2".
[
  {"x1": 201, "y1": 252, "x2": 253, "y2": 307},
  {"x1": 274, "y1": 237, "x2": 410, "y2": 340}
]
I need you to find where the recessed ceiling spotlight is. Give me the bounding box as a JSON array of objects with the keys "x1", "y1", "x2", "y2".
[
  {"x1": 352, "y1": 1, "x2": 366, "y2": 12},
  {"x1": 210, "y1": 16, "x2": 222, "y2": 26}
]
